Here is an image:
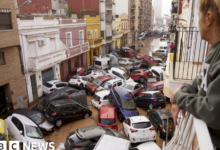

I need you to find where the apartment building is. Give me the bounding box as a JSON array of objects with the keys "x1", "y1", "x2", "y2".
[
  {"x1": 113, "y1": 16, "x2": 123, "y2": 49},
  {"x1": 130, "y1": 0, "x2": 140, "y2": 40},
  {"x1": 121, "y1": 13, "x2": 132, "y2": 47},
  {"x1": 0, "y1": 0, "x2": 28, "y2": 110},
  {"x1": 68, "y1": 0, "x2": 116, "y2": 55}
]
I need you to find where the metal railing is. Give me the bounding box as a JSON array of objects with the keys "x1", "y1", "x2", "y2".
[{"x1": 173, "y1": 27, "x2": 207, "y2": 80}]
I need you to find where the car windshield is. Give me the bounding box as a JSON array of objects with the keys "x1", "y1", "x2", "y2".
[
  {"x1": 101, "y1": 81, "x2": 111, "y2": 88},
  {"x1": 46, "y1": 104, "x2": 56, "y2": 114},
  {"x1": 93, "y1": 94, "x2": 100, "y2": 101},
  {"x1": 132, "y1": 122, "x2": 151, "y2": 129},
  {"x1": 122, "y1": 99, "x2": 136, "y2": 110},
  {"x1": 124, "y1": 84, "x2": 134, "y2": 90},
  {"x1": 99, "y1": 117, "x2": 116, "y2": 125},
  {"x1": 31, "y1": 112, "x2": 45, "y2": 125},
  {"x1": 25, "y1": 125, "x2": 43, "y2": 139},
  {"x1": 153, "y1": 92, "x2": 164, "y2": 97},
  {"x1": 101, "y1": 70, "x2": 107, "y2": 75},
  {"x1": 123, "y1": 73, "x2": 130, "y2": 80},
  {"x1": 162, "y1": 119, "x2": 174, "y2": 129},
  {"x1": 44, "y1": 83, "x2": 53, "y2": 88},
  {"x1": 71, "y1": 76, "x2": 79, "y2": 79},
  {"x1": 92, "y1": 79, "x2": 102, "y2": 86}
]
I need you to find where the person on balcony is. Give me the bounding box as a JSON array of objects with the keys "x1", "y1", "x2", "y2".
[
  {"x1": 170, "y1": 42, "x2": 175, "y2": 53},
  {"x1": 170, "y1": 0, "x2": 220, "y2": 149}
]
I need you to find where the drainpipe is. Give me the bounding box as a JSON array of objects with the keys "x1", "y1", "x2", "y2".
[{"x1": 17, "y1": 44, "x2": 30, "y2": 108}]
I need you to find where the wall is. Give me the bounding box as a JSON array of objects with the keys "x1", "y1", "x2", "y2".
[
  {"x1": 17, "y1": 0, "x2": 51, "y2": 14},
  {"x1": 68, "y1": 0, "x2": 99, "y2": 18}
]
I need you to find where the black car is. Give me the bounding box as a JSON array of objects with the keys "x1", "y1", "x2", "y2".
[
  {"x1": 64, "y1": 126, "x2": 125, "y2": 150},
  {"x1": 8, "y1": 109, "x2": 54, "y2": 135},
  {"x1": 38, "y1": 87, "x2": 87, "y2": 111},
  {"x1": 147, "y1": 109, "x2": 174, "y2": 138},
  {"x1": 44, "y1": 99, "x2": 92, "y2": 127}
]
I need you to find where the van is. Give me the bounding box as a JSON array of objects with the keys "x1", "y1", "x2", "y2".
[{"x1": 94, "y1": 58, "x2": 110, "y2": 70}]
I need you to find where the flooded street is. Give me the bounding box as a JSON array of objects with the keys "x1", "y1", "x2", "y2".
[{"x1": 44, "y1": 37, "x2": 170, "y2": 149}]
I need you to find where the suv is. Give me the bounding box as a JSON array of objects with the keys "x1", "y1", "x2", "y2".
[
  {"x1": 108, "y1": 68, "x2": 134, "y2": 82},
  {"x1": 85, "y1": 76, "x2": 112, "y2": 95},
  {"x1": 44, "y1": 99, "x2": 92, "y2": 127},
  {"x1": 147, "y1": 109, "x2": 174, "y2": 138},
  {"x1": 109, "y1": 86, "x2": 139, "y2": 122},
  {"x1": 97, "y1": 106, "x2": 118, "y2": 131}
]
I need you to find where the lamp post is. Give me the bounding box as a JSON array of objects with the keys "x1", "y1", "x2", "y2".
[{"x1": 16, "y1": 0, "x2": 32, "y2": 10}]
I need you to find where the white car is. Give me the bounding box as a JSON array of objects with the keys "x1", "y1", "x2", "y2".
[
  {"x1": 84, "y1": 69, "x2": 108, "y2": 80},
  {"x1": 93, "y1": 54, "x2": 105, "y2": 60},
  {"x1": 119, "y1": 58, "x2": 134, "y2": 65},
  {"x1": 108, "y1": 68, "x2": 134, "y2": 82},
  {"x1": 132, "y1": 142, "x2": 161, "y2": 150},
  {"x1": 5, "y1": 114, "x2": 46, "y2": 146},
  {"x1": 123, "y1": 116, "x2": 156, "y2": 143},
  {"x1": 91, "y1": 90, "x2": 111, "y2": 109},
  {"x1": 68, "y1": 76, "x2": 91, "y2": 90},
  {"x1": 43, "y1": 80, "x2": 68, "y2": 94},
  {"x1": 154, "y1": 58, "x2": 166, "y2": 67},
  {"x1": 150, "y1": 66, "x2": 165, "y2": 81},
  {"x1": 96, "y1": 78, "x2": 125, "y2": 92},
  {"x1": 123, "y1": 82, "x2": 144, "y2": 97}
]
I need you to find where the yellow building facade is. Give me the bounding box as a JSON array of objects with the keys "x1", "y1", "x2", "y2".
[
  {"x1": 114, "y1": 17, "x2": 123, "y2": 49},
  {"x1": 85, "y1": 15, "x2": 103, "y2": 66}
]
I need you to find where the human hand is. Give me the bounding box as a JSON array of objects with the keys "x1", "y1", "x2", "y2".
[
  {"x1": 171, "y1": 103, "x2": 186, "y2": 126},
  {"x1": 170, "y1": 86, "x2": 182, "y2": 104}
]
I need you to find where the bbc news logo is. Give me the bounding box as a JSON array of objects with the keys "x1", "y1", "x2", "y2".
[{"x1": 0, "y1": 141, "x2": 55, "y2": 150}]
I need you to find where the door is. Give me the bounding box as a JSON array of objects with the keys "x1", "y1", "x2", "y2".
[
  {"x1": 61, "y1": 105, "x2": 75, "y2": 121},
  {"x1": 42, "y1": 68, "x2": 54, "y2": 85},
  {"x1": 72, "y1": 104, "x2": 84, "y2": 120},
  {"x1": 0, "y1": 86, "x2": 6, "y2": 111},
  {"x1": 30, "y1": 74, "x2": 38, "y2": 100},
  {"x1": 124, "y1": 118, "x2": 131, "y2": 136},
  {"x1": 142, "y1": 93, "x2": 152, "y2": 107},
  {"x1": 136, "y1": 93, "x2": 144, "y2": 106}
]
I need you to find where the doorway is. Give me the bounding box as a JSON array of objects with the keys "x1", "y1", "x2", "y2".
[
  {"x1": 0, "y1": 86, "x2": 6, "y2": 111},
  {"x1": 30, "y1": 74, "x2": 38, "y2": 100}
]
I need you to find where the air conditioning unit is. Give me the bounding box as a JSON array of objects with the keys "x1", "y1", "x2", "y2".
[
  {"x1": 38, "y1": 39, "x2": 46, "y2": 47},
  {"x1": 88, "y1": 30, "x2": 92, "y2": 35}
]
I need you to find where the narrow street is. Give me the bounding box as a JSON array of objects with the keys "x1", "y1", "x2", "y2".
[{"x1": 44, "y1": 37, "x2": 170, "y2": 149}]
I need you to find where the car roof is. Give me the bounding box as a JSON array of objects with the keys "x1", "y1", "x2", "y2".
[
  {"x1": 50, "y1": 99, "x2": 77, "y2": 106},
  {"x1": 107, "y1": 78, "x2": 122, "y2": 84},
  {"x1": 97, "y1": 76, "x2": 112, "y2": 81},
  {"x1": 100, "y1": 106, "x2": 115, "y2": 119},
  {"x1": 46, "y1": 80, "x2": 61, "y2": 84},
  {"x1": 76, "y1": 126, "x2": 106, "y2": 140},
  {"x1": 130, "y1": 116, "x2": 149, "y2": 123},
  {"x1": 95, "y1": 58, "x2": 110, "y2": 61},
  {"x1": 143, "y1": 91, "x2": 161, "y2": 94},
  {"x1": 10, "y1": 114, "x2": 37, "y2": 126},
  {"x1": 155, "y1": 109, "x2": 172, "y2": 119},
  {"x1": 96, "y1": 90, "x2": 110, "y2": 97},
  {"x1": 151, "y1": 81, "x2": 164, "y2": 87},
  {"x1": 111, "y1": 68, "x2": 125, "y2": 74},
  {"x1": 9, "y1": 109, "x2": 40, "y2": 118},
  {"x1": 114, "y1": 86, "x2": 131, "y2": 100},
  {"x1": 125, "y1": 81, "x2": 138, "y2": 86}
]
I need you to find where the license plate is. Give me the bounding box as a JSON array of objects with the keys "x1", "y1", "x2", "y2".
[
  {"x1": 159, "y1": 99, "x2": 164, "y2": 101},
  {"x1": 140, "y1": 138, "x2": 148, "y2": 141}
]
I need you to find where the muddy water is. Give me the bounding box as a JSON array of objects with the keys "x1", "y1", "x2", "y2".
[{"x1": 44, "y1": 37, "x2": 170, "y2": 149}]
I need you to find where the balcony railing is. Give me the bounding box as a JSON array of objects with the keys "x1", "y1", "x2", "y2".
[
  {"x1": 88, "y1": 37, "x2": 103, "y2": 48},
  {"x1": 173, "y1": 27, "x2": 207, "y2": 80},
  {"x1": 131, "y1": 26, "x2": 134, "y2": 30},
  {"x1": 106, "y1": 36, "x2": 112, "y2": 40},
  {"x1": 131, "y1": 5, "x2": 136, "y2": 9},
  {"x1": 106, "y1": 20, "x2": 112, "y2": 24}
]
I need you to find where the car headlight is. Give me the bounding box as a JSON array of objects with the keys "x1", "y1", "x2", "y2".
[{"x1": 46, "y1": 128, "x2": 53, "y2": 131}]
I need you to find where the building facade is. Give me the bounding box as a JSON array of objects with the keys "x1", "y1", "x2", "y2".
[
  {"x1": 121, "y1": 13, "x2": 132, "y2": 47},
  {"x1": 85, "y1": 15, "x2": 103, "y2": 66},
  {"x1": 130, "y1": 0, "x2": 140, "y2": 40},
  {"x1": 114, "y1": 17, "x2": 123, "y2": 49},
  {"x1": 0, "y1": 0, "x2": 28, "y2": 110}
]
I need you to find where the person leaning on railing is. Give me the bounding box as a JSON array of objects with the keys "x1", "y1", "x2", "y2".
[{"x1": 170, "y1": 0, "x2": 220, "y2": 149}]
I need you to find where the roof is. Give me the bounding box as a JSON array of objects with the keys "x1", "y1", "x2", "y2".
[
  {"x1": 156, "y1": 109, "x2": 172, "y2": 119},
  {"x1": 106, "y1": 78, "x2": 122, "y2": 84},
  {"x1": 143, "y1": 91, "x2": 161, "y2": 94},
  {"x1": 47, "y1": 80, "x2": 61, "y2": 84},
  {"x1": 96, "y1": 90, "x2": 110, "y2": 97},
  {"x1": 76, "y1": 126, "x2": 106, "y2": 140},
  {"x1": 97, "y1": 76, "x2": 112, "y2": 81},
  {"x1": 10, "y1": 114, "x2": 37, "y2": 126},
  {"x1": 100, "y1": 106, "x2": 115, "y2": 119},
  {"x1": 111, "y1": 68, "x2": 125, "y2": 74},
  {"x1": 151, "y1": 81, "x2": 164, "y2": 87},
  {"x1": 125, "y1": 81, "x2": 138, "y2": 86},
  {"x1": 130, "y1": 116, "x2": 149, "y2": 123},
  {"x1": 114, "y1": 86, "x2": 131, "y2": 100},
  {"x1": 50, "y1": 99, "x2": 77, "y2": 106}
]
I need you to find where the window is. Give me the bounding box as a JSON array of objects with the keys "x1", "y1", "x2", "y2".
[
  {"x1": 66, "y1": 33, "x2": 72, "y2": 48},
  {"x1": 95, "y1": 30, "x2": 98, "y2": 39},
  {"x1": 11, "y1": 117, "x2": 24, "y2": 135},
  {"x1": 50, "y1": 38, "x2": 56, "y2": 51},
  {"x1": 0, "y1": 9, "x2": 12, "y2": 30},
  {"x1": 56, "y1": 83, "x2": 67, "y2": 87},
  {"x1": 89, "y1": 30, "x2": 93, "y2": 40},
  {"x1": 79, "y1": 30, "x2": 84, "y2": 44},
  {"x1": 125, "y1": 118, "x2": 131, "y2": 126},
  {"x1": 158, "y1": 85, "x2": 164, "y2": 90},
  {"x1": 72, "y1": 104, "x2": 82, "y2": 111},
  {"x1": 150, "y1": 87, "x2": 157, "y2": 91},
  {"x1": 62, "y1": 105, "x2": 73, "y2": 112},
  {"x1": 103, "y1": 95, "x2": 108, "y2": 100},
  {"x1": 0, "y1": 52, "x2": 5, "y2": 66},
  {"x1": 117, "y1": 82, "x2": 122, "y2": 86}
]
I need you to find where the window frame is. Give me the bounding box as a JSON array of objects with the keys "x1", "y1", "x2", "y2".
[
  {"x1": 0, "y1": 9, "x2": 12, "y2": 30},
  {"x1": 79, "y1": 30, "x2": 84, "y2": 45},
  {"x1": 66, "y1": 32, "x2": 72, "y2": 48},
  {"x1": 0, "y1": 52, "x2": 6, "y2": 66},
  {"x1": 94, "y1": 29, "x2": 98, "y2": 39}
]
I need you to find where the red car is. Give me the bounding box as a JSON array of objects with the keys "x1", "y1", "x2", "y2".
[
  {"x1": 138, "y1": 81, "x2": 164, "y2": 96},
  {"x1": 124, "y1": 50, "x2": 136, "y2": 58},
  {"x1": 85, "y1": 76, "x2": 112, "y2": 95},
  {"x1": 129, "y1": 69, "x2": 153, "y2": 83},
  {"x1": 139, "y1": 55, "x2": 160, "y2": 66},
  {"x1": 97, "y1": 106, "x2": 118, "y2": 131},
  {"x1": 67, "y1": 67, "x2": 85, "y2": 82}
]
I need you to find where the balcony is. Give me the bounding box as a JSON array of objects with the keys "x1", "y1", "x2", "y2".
[
  {"x1": 131, "y1": 16, "x2": 135, "y2": 20},
  {"x1": 88, "y1": 37, "x2": 103, "y2": 48},
  {"x1": 106, "y1": 0, "x2": 113, "y2": 9},
  {"x1": 131, "y1": 26, "x2": 135, "y2": 30},
  {"x1": 106, "y1": 20, "x2": 112, "y2": 25},
  {"x1": 130, "y1": 4, "x2": 136, "y2": 9},
  {"x1": 115, "y1": 31, "x2": 123, "y2": 38},
  {"x1": 106, "y1": 36, "x2": 112, "y2": 42}
]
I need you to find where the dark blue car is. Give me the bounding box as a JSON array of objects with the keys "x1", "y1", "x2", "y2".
[
  {"x1": 109, "y1": 87, "x2": 139, "y2": 122},
  {"x1": 134, "y1": 91, "x2": 166, "y2": 110}
]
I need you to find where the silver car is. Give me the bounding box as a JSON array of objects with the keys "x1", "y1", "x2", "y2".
[
  {"x1": 123, "y1": 82, "x2": 144, "y2": 97},
  {"x1": 153, "y1": 49, "x2": 167, "y2": 58}
]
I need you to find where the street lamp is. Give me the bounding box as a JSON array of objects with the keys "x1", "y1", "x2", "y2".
[{"x1": 16, "y1": 0, "x2": 32, "y2": 10}]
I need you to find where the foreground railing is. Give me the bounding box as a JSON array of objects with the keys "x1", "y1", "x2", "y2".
[{"x1": 163, "y1": 112, "x2": 214, "y2": 150}]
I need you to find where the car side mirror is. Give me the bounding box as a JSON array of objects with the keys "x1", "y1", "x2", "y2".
[{"x1": 19, "y1": 131, "x2": 23, "y2": 135}]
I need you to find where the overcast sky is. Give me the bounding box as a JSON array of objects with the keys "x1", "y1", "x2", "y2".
[{"x1": 152, "y1": 0, "x2": 172, "y2": 17}]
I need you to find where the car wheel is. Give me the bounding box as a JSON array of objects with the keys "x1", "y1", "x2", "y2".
[
  {"x1": 84, "y1": 113, "x2": 89, "y2": 119},
  {"x1": 149, "y1": 103, "x2": 153, "y2": 110},
  {"x1": 55, "y1": 119, "x2": 63, "y2": 127},
  {"x1": 139, "y1": 76, "x2": 145, "y2": 83},
  {"x1": 118, "y1": 114, "x2": 123, "y2": 122},
  {"x1": 79, "y1": 84, "x2": 83, "y2": 90}
]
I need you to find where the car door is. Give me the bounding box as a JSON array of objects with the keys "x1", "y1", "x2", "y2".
[
  {"x1": 133, "y1": 84, "x2": 142, "y2": 95},
  {"x1": 113, "y1": 90, "x2": 122, "y2": 114},
  {"x1": 135, "y1": 93, "x2": 144, "y2": 106},
  {"x1": 143, "y1": 93, "x2": 152, "y2": 107},
  {"x1": 123, "y1": 118, "x2": 131, "y2": 136},
  {"x1": 72, "y1": 104, "x2": 84, "y2": 120},
  {"x1": 56, "y1": 82, "x2": 67, "y2": 90},
  {"x1": 102, "y1": 95, "x2": 111, "y2": 106},
  {"x1": 60, "y1": 105, "x2": 76, "y2": 121},
  {"x1": 11, "y1": 117, "x2": 25, "y2": 141}
]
